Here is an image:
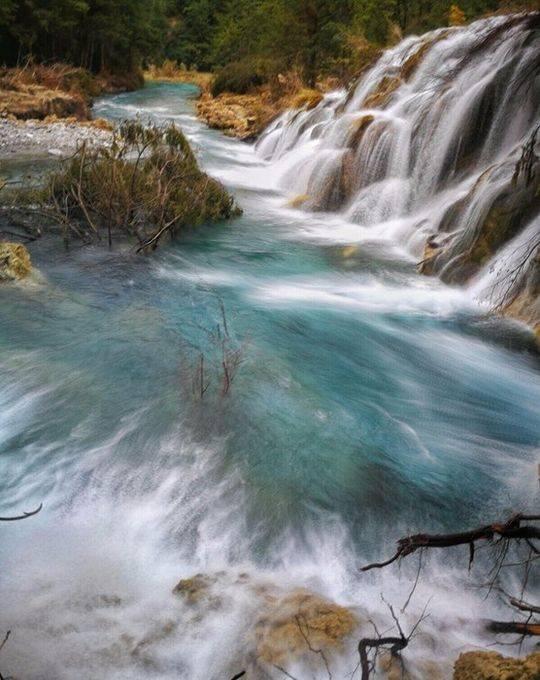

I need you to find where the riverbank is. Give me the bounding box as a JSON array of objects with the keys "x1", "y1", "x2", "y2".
[
  {"x1": 0, "y1": 117, "x2": 112, "y2": 159},
  {"x1": 0, "y1": 63, "x2": 143, "y2": 122},
  {"x1": 196, "y1": 86, "x2": 323, "y2": 140}
]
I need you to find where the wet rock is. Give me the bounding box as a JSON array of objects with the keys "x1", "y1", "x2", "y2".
[
  {"x1": 453, "y1": 650, "x2": 540, "y2": 679},
  {"x1": 378, "y1": 651, "x2": 445, "y2": 680},
  {"x1": 254, "y1": 589, "x2": 357, "y2": 665},
  {"x1": 362, "y1": 75, "x2": 402, "y2": 109},
  {"x1": 287, "y1": 194, "x2": 310, "y2": 208},
  {"x1": 502, "y1": 250, "x2": 540, "y2": 342},
  {"x1": 172, "y1": 573, "x2": 220, "y2": 605},
  {"x1": 290, "y1": 88, "x2": 323, "y2": 111},
  {"x1": 171, "y1": 571, "x2": 358, "y2": 675},
  {"x1": 400, "y1": 31, "x2": 451, "y2": 81},
  {"x1": 348, "y1": 114, "x2": 375, "y2": 150},
  {"x1": 0, "y1": 242, "x2": 32, "y2": 281}
]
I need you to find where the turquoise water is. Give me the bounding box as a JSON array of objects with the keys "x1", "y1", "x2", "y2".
[{"x1": 0, "y1": 82, "x2": 539, "y2": 679}]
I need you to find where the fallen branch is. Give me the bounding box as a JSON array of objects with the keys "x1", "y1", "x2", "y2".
[
  {"x1": 486, "y1": 620, "x2": 540, "y2": 636},
  {"x1": 0, "y1": 503, "x2": 42, "y2": 521},
  {"x1": 361, "y1": 514, "x2": 540, "y2": 571}
]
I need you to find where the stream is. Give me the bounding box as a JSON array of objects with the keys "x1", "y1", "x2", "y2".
[{"x1": 0, "y1": 77, "x2": 539, "y2": 679}]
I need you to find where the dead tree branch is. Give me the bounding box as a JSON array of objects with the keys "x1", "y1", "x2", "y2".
[
  {"x1": 361, "y1": 514, "x2": 540, "y2": 572},
  {"x1": 0, "y1": 503, "x2": 42, "y2": 521}
]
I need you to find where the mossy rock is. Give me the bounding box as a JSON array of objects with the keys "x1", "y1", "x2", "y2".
[
  {"x1": 290, "y1": 88, "x2": 323, "y2": 111},
  {"x1": 453, "y1": 651, "x2": 540, "y2": 679},
  {"x1": 0, "y1": 242, "x2": 32, "y2": 281},
  {"x1": 362, "y1": 75, "x2": 402, "y2": 109},
  {"x1": 255, "y1": 589, "x2": 357, "y2": 665}
]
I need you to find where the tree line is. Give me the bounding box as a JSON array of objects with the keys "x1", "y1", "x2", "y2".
[{"x1": 0, "y1": 0, "x2": 534, "y2": 80}]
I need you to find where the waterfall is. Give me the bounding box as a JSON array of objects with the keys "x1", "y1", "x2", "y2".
[{"x1": 256, "y1": 13, "x2": 540, "y2": 310}]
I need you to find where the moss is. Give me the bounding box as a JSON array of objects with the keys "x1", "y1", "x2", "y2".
[
  {"x1": 290, "y1": 88, "x2": 323, "y2": 110},
  {"x1": 0, "y1": 242, "x2": 32, "y2": 281},
  {"x1": 453, "y1": 651, "x2": 540, "y2": 679},
  {"x1": 362, "y1": 75, "x2": 402, "y2": 109},
  {"x1": 287, "y1": 194, "x2": 311, "y2": 208},
  {"x1": 255, "y1": 589, "x2": 357, "y2": 665}
]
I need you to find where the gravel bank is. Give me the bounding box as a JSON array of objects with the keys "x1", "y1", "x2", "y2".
[{"x1": 0, "y1": 118, "x2": 111, "y2": 158}]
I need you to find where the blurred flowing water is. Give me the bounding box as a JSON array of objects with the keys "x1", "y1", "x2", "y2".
[{"x1": 0, "y1": 20, "x2": 539, "y2": 680}]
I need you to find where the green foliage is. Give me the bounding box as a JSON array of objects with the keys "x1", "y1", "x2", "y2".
[
  {"x1": 0, "y1": 0, "x2": 169, "y2": 75},
  {"x1": 0, "y1": 0, "x2": 536, "y2": 87},
  {"x1": 36, "y1": 121, "x2": 240, "y2": 250}
]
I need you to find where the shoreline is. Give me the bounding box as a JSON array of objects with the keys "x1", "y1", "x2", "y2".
[{"x1": 0, "y1": 116, "x2": 112, "y2": 160}]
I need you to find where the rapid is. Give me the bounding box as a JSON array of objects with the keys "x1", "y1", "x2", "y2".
[{"x1": 0, "y1": 13, "x2": 539, "y2": 680}]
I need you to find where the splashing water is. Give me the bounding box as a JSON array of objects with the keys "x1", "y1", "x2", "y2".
[{"x1": 0, "y1": 15, "x2": 539, "y2": 680}]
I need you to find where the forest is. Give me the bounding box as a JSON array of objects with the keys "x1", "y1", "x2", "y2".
[{"x1": 0, "y1": 0, "x2": 535, "y2": 82}]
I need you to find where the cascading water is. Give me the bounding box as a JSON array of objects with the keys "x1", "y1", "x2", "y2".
[
  {"x1": 256, "y1": 13, "x2": 540, "y2": 293},
  {"x1": 0, "y1": 15, "x2": 539, "y2": 680}
]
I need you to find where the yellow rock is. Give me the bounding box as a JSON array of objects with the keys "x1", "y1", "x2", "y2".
[
  {"x1": 290, "y1": 88, "x2": 323, "y2": 111},
  {"x1": 0, "y1": 242, "x2": 32, "y2": 281},
  {"x1": 453, "y1": 651, "x2": 540, "y2": 680},
  {"x1": 341, "y1": 245, "x2": 359, "y2": 258},
  {"x1": 287, "y1": 194, "x2": 310, "y2": 208},
  {"x1": 363, "y1": 76, "x2": 402, "y2": 109},
  {"x1": 255, "y1": 589, "x2": 357, "y2": 665}
]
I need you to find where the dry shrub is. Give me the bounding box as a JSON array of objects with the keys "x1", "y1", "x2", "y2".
[{"x1": 43, "y1": 120, "x2": 240, "y2": 250}]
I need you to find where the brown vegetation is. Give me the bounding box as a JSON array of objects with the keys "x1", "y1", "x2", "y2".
[
  {"x1": 0, "y1": 62, "x2": 143, "y2": 121},
  {"x1": 454, "y1": 651, "x2": 540, "y2": 679},
  {"x1": 145, "y1": 62, "x2": 213, "y2": 91},
  {"x1": 0, "y1": 242, "x2": 32, "y2": 281},
  {"x1": 197, "y1": 72, "x2": 325, "y2": 140},
  {"x1": 6, "y1": 121, "x2": 240, "y2": 251}
]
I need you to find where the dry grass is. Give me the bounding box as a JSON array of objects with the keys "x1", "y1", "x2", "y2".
[{"x1": 145, "y1": 62, "x2": 213, "y2": 91}]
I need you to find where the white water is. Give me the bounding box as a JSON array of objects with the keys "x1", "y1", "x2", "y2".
[
  {"x1": 256, "y1": 13, "x2": 540, "y2": 286},
  {"x1": 0, "y1": 14, "x2": 539, "y2": 680}
]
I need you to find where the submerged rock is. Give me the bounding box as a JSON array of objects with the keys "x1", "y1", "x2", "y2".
[
  {"x1": 171, "y1": 570, "x2": 358, "y2": 675},
  {"x1": 0, "y1": 242, "x2": 32, "y2": 281},
  {"x1": 453, "y1": 650, "x2": 540, "y2": 679}
]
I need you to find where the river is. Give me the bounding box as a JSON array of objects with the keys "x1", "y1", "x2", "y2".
[{"x1": 0, "y1": 78, "x2": 538, "y2": 679}]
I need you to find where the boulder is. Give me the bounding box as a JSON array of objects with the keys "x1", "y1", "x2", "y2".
[
  {"x1": 255, "y1": 588, "x2": 357, "y2": 665},
  {"x1": 453, "y1": 650, "x2": 540, "y2": 680},
  {"x1": 0, "y1": 242, "x2": 32, "y2": 281},
  {"x1": 362, "y1": 76, "x2": 402, "y2": 109}
]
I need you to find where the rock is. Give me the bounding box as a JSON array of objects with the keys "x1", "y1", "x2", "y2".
[
  {"x1": 362, "y1": 75, "x2": 402, "y2": 109},
  {"x1": 378, "y1": 651, "x2": 445, "y2": 680},
  {"x1": 254, "y1": 589, "x2": 357, "y2": 665},
  {"x1": 399, "y1": 32, "x2": 451, "y2": 81},
  {"x1": 172, "y1": 573, "x2": 220, "y2": 605},
  {"x1": 290, "y1": 89, "x2": 323, "y2": 111},
  {"x1": 172, "y1": 571, "x2": 358, "y2": 674},
  {"x1": 453, "y1": 650, "x2": 540, "y2": 679},
  {"x1": 287, "y1": 194, "x2": 310, "y2": 208},
  {"x1": 348, "y1": 114, "x2": 375, "y2": 150},
  {"x1": 502, "y1": 250, "x2": 540, "y2": 342},
  {"x1": 0, "y1": 242, "x2": 32, "y2": 281}
]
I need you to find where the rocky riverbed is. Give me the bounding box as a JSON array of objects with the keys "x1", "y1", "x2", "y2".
[{"x1": 0, "y1": 116, "x2": 112, "y2": 159}]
